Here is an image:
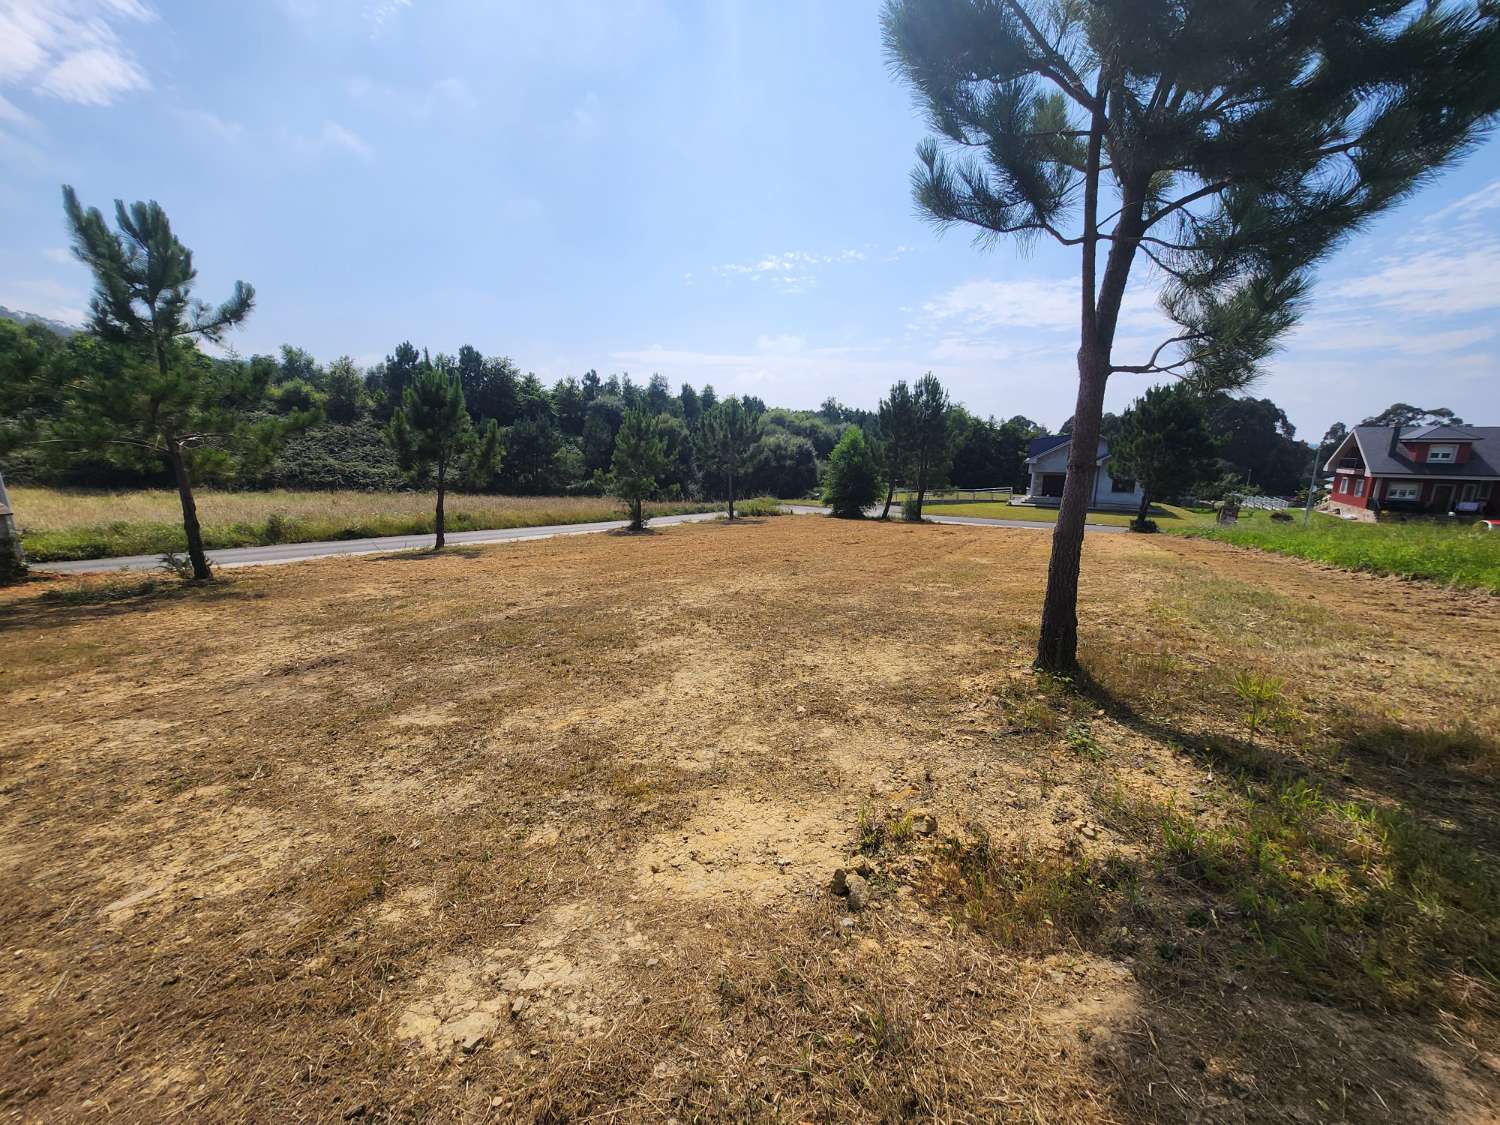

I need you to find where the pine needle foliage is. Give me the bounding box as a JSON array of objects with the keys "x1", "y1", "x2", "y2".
[
  {"x1": 701, "y1": 396, "x2": 763, "y2": 519},
  {"x1": 1112, "y1": 382, "x2": 1221, "y2": 524},
  {"x1": 386, "y1": 358, "x2": 503, "y2": 549},
  {"x1": 611, "y1": 408, "x2": 670, "y2": 530}
]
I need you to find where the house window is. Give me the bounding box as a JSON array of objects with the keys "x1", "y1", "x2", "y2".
[
  {"x1": 1354, "y1": 478, "x2": 1365, "y2": 497},
  {"x1": 1427, "y1": 444, "x2": 1457, "y2": 462},
  {"x1": 1110, "y1": 476, "x2": 1135, "y2": 493},
  {"x1": 1386, "y1": 482, "x2": 1421, "y2": 501},
  {"x1": 1462, "y1": 483, "x2": 1476, "y2": 501},
  {"x1": 1479, "y1": 483, "x2": 1493, "y2": 500}
]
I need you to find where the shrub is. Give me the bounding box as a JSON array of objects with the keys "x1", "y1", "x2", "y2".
[
  {"x1": 1269, "y1": 510, "x2": 1294, "y2": 522},
  {"x1": 901, "y1": 498, "x2": 923, "y2": 522},
  {"x1": 1129, "y1": 517, "x2": 1158, "y2": 533},
  {"x1": 821, "y1": 427, "x2": 882, "y2": 518}
]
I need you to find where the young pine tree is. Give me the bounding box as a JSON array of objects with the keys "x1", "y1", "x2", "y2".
[
  {"x1": 822, "y1": 427, "x2": 883, "y2": 518},
  {"x1": 701, "y1": 396, "x2": 763, "y2": 519},
  {"x1": 906, "y1": 372, "x2": 954, "y2": 521},
  {"x1": 1112, "y1": 384, "x2": 1221, "y2": 528},
  {"x1": 877, "y1": 380, "x2": 916, "y2": 519},
  {"x1": 60, "y1": 185, "x2": 293, "y2": 580},
  {"x1": 386, "y1": 359, "x2": 503, "y2": 549},
  {"x1": 611, "y1": 408, "x2": 670, "y2": 530},
  {"x1": 884, "y1": 0, "x2": 1500, "y2": 671}
]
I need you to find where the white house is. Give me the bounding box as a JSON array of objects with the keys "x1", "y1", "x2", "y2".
[{"x1": 1018, "y1": 435, "x2": 1146, "y2": 511}]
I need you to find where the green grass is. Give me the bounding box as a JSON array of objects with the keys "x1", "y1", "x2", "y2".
[
  {"x1": 918, "y1": 499, "x2": 1197, "y2": 527},
  {"x1": 1178, "y1": 516, "x2": 1500, "y2": 593}
]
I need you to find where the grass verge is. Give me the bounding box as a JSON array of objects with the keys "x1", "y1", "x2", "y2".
[{"x1": 1177, "y1": 516, "x2": 1500, "y2": 593}]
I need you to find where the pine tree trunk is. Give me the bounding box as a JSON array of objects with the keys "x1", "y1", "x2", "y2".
[
  {"x1": 1035, "y1": 144, "x2": 1148, "y2": 674},
  {"x1": 168, "y1": 442, "x2": 212, "y2": 580},
  {"x1": 0, "y1": 468, "x2": 27, "y2": 584},
  {"x1": 1036, "y1": 356, "x2": 1107, "y2": 673},
  {"x1": 881, "y1": 479, "x2": 894, "y2": 520},
  {"x1": 1137, "y1": 490, "x2": 1151, "y2": 523},
  {"x1": 728, "y1": 468, "x2": 736, "y2": 521},
  {"x1": 434, "y1": 471, "x2": 446, "y2": 550}
]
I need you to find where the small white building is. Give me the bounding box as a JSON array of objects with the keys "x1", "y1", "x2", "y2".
[{"x1": 1018, "y1": 435, "x2": 1146, "y2": 512}]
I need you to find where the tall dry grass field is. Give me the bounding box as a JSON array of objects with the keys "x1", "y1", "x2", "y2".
[{"x1": 11, "y1": 486, "x2": 718, "y2": 560}]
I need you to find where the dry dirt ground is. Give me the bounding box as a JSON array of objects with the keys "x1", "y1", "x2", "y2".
[{"x1": 2, "y1": 517, "x2": 1498, "y2": 1123}]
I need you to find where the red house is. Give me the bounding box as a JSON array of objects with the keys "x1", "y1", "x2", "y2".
[{"x1": 1322, "y1": 423, "x2": 1500, "y2": 519}]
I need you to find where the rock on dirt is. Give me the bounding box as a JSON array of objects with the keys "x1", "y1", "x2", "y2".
[
  {"x1": 912, "y1": 810, "x2": 938, "y2": 836},
  {"x1": 844, "y1": 873, "x2": 870, "y2": 911}
]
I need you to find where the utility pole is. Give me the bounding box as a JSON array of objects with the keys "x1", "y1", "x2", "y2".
[
  {"x1": 1303, "y1": 437, "x2": 1325, "y2": 526},
  {"x1": 0, "y1": 468, "x2": 27, "y2": 583}
]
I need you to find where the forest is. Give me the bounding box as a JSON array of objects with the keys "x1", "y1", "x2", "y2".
[{"x1": 0, "y1": 315, "x2": 1321, "y2": 502}]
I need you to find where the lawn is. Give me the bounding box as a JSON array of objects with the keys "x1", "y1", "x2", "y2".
[
  {"x1": 1179, "y1": 513, "x2": 1500, "y2": 593},
  {"x1": 910, "y1": 498, "x2": 1198, "y2": 527},
  {"x1": 9, "y1": 486, "x2": 720, "y2": 561},
  {"x1": 3, "y1": 521, "x2": 1497, "y2": 1121}
]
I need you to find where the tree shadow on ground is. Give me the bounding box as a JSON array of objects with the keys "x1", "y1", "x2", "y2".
[
  {"x1": 367, "y1": 546, "x2": 487, "y2": 563},
  {"x1": 1042, "y1": 669, "x2": 1500, "y2": 1120},
  {"x1": 1, "y1": 575, "x2": 259, "y2": 633}
]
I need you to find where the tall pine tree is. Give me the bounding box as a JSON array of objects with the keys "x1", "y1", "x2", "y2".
[
  {"x1": 61, "y1": 186, "x2": 269, "y2": 580},
  {"x1": 884, "y1": 0, "x2": 1500, "y2": 671}
]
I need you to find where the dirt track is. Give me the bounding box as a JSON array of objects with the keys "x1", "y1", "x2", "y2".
[{"x1": 3, "y1": 518, "x2": 1497, "y2": 1122}]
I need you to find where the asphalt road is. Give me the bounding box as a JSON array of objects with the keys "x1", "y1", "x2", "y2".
[{"x1": 32, "y1": 505, "x2": 1123, "y2": 575}]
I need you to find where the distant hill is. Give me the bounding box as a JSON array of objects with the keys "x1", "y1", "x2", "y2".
[{"x1": 0, "y1": 306, "x2": 79, "y2": 336}]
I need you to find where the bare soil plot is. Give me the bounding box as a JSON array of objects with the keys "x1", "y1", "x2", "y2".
[{"x1": 2, "y1": 518, "x2": 1497, "y2": 1122}]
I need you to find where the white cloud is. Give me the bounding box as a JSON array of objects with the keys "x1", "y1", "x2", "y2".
[
  {"x1": 712, "y1": 248, "x2": 868, "y2": 294},
  {"x1": 345, "y1": 72, "x2": 477, "y2": 122},
  {"x1": 0, "y1": 277, "x2": 86, "y2": 324},
  {"x1": 0, "y1": 0, "x2": 154, "y2": 107},
  {"x1": 1325, "y1": 242, "x2": 1500, "y2": 318},
  {"x1": 291, "y1": 119, "x2": 373, "y2": 162},
  {"x1": 172, "y1": 106, "x2": 243, "y2": 143},
  {"x1": 921, "y1": 276, "x2": 1167, "y2": 336},
  {"x1": 42, "y1": 246, "x2": 69, "y2": 262},
  {"x1": 365, "y1": 0, "x2": 411, "y2": 31}
]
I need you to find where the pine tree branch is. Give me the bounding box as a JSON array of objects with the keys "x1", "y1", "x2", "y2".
[
  {"x1": 1111, "y1": 333, "x2": 1207, "y2": 375},
  {"x1": 1001, "y1": 0, "x2": 1097, "y2": 112}
]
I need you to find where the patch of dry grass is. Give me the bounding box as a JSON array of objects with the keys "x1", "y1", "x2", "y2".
[
  {"x1": 2, "y1": 520, "x2": 1498, "y2": 1122},
  {"x1": 10, "y1": 486, "x2": 718, "y2": 560}
]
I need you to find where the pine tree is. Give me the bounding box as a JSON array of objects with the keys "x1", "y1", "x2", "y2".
[
  {"x1": 701, "y1": 396, "x2": 763, "y2": 519},
  {"x1": 877, "y1": 380, "x2": 916, "y2": 519},
  {"x1": 822, "y1": 427, "x2": 883, "y2": 518},
  {"x1": 1113, "y1": 384, "x2": 1220, "y2": 526},
  {"x1": 60, "y1": 185, "x2": 269, "y2": 580},
  {"x1": 611, "y1": 408, "x2": 670, "y2": 530},
  {"x1": 884, "y1": 0, "x2": 1500, "y2": 671},
  {"x1": 387, "y1": 359, "x2": 503, "y2": 549},
  {"x1": 907, "y1": 372, "x2": 954, "y2": 521}
]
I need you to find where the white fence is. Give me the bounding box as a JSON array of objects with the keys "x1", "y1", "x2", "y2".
[{"x1": 1238, "y1": 495, "x2": 1291, "y2": 510}]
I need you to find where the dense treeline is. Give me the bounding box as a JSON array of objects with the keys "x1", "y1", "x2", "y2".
[{"x1": 3, "y1": 314, "x2": 1328, "y2": 502}]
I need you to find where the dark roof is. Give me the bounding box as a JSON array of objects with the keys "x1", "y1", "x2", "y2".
[
  {"x1": 1349, "y1": 425, "x2": 1500, "y2": 479},
  {"x1": 1027, "y1": 435, "x2": 1071, "y2": 458},
  {"x1": 1025, "y1": 435, "x2": 1112, "y2": 463},
  {"x1": 1399, "y1": 423, "x2": 1479, "y2": 443}
]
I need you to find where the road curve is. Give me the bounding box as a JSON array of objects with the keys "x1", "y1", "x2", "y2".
[{"x1": 32, "y1": 505, "x2": 1124, "y2": 575}]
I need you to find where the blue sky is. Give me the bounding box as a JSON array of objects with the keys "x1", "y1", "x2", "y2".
[{"x1": 2, "y1": 0, "x2": 1497, "y2": 440}]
